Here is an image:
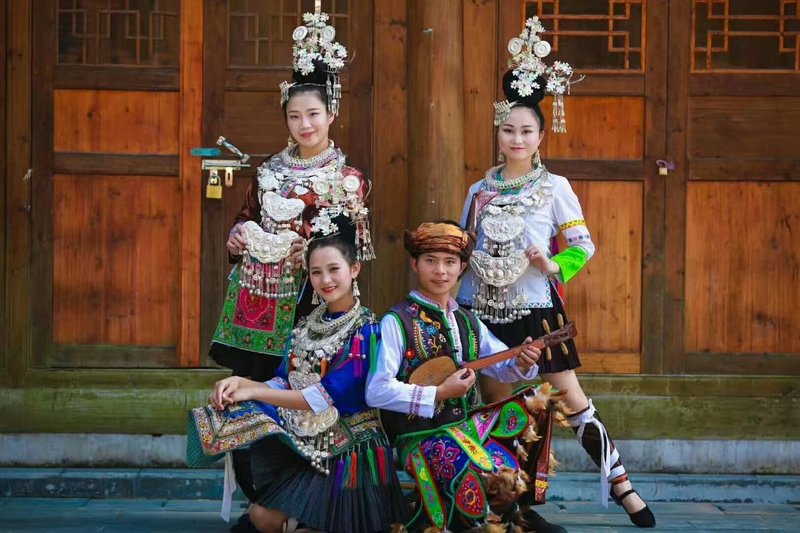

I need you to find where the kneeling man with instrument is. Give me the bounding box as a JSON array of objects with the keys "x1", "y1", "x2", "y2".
[{"x1": 366, "y1": 221, "x2": 575, "y2": 533}]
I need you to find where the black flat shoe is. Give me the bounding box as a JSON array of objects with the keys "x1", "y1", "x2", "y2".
[
  {"x1": 611, "y1": 488, "x2": 656, "y2": 528},
  {"x1": 516, "y1": 508, "x2": 568, "y2": 533}
]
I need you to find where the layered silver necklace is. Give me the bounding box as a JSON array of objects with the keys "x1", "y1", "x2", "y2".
[
  {"x1": 290, "y1": 299, "x2": 365, "y2": 373},
  {"x1": 470, "y1": 164, "x2": 554, "y2": 323},
  {"x1": 278, "y1": 299, "x2": 369, "y2": 473}
]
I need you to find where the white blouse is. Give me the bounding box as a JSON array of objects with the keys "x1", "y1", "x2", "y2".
[{"x1": 457, "y1": 171, "x2": 595, "y2": 309}]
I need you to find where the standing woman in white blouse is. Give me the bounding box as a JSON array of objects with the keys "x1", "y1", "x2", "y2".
[{"x1": 456, "y1": 17, "x2": 655, "y2": 528}]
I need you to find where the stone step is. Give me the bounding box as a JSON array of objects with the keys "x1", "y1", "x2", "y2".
[{"x1": 2, "y1": 468, "x2": 799, "y2": 504}]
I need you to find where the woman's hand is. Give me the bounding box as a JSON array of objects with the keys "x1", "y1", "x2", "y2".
[
  {"x1": 226, "y1": 223, "x2": 247, "y2": 256},
  {"x1": 525, "y1": 244, "x2": 559, "y2": 276},
  {"x1": 288, "y1": 237, "x2": 306, "y2": 270},
  {"x1": 210, "y1": 376, "x2": 253, "y2": 410},
  {"x1": 515, "y1": 336, "x2": 541, "y2": 374},
  {"x1": 435, "y1": 368, "x2": 476, "y2": 401}
]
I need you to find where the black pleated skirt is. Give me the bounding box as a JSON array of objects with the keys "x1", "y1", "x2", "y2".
[
  {"x1": 476, "y1": 284, "x2": 581, "y2": 374},
  {"x1": 250, "y1": 437, "x2": 408, "y2": 533}
]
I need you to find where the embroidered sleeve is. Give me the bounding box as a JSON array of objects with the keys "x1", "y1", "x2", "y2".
[
  {"x1": 228, "y1": 175, "x2": 263, "y2": 264},
  {"x1": 551, "y1": 177, "x2": 595, "y2": 282},
  {"x1": 300, "y1": 382, "x2": 335, "y2": 415},
  {"x1": 365, "y1": 314, "x2": 437, "y2": 418},
  {"x1": 265, "y1": 376, "x2": 289, "y2": 390}
]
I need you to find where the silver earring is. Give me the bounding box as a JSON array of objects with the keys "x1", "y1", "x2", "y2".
[
  {"x1": 311, "y1": 291, "x2": 319, "y2": 305},
  {"x1": 497, "y1": 152, "x2": 505, "y2": 162},
  {"x1": 532, "y1": 150, "x2": 541, "y2": 166},
  {"x1": 352, "y1": 279, "x2": 360, "y2": 297}
]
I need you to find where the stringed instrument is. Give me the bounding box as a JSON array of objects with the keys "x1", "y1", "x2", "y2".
[{"x1": 408, "y1": 321, "x2": 577, "y2": 386}]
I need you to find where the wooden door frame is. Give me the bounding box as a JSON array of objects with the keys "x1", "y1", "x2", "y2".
[
  {"x1": 1, "y1": 0, "x2": 7, "y2": 374},
  {"x1": 4, "y1": 0, "x2": 32, "y2": 386}
]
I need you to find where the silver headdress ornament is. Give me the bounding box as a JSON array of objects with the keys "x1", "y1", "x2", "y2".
[
  {"x1": 280, "y1": 11, "x2": 348, "y2": 116},
  {"x1": 494, "y1": 17, "x2": 580, "y2": 133}
]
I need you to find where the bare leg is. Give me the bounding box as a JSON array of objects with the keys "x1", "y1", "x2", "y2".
[
  {"x1": 249, "y1": 504, "x2": 289, "y2": 533},
  {"x1": 541, "y1": 370, "x2": 646, "y2": 515}
]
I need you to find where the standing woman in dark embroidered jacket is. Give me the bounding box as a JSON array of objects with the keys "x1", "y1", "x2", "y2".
[
  {"x1": 206, "y1": 11, "x2": 375, "y2": 527},
  {"x1": 456, "y1": 17, "x2": 655, "y2": 529}
]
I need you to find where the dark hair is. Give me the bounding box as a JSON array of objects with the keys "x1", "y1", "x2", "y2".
[
  {"x1": 307, "y1": 235, "x2": 358, "y2": 267},
  {"x1": 511, "y1": 103, "x2": 546, "y2": 132},
  {"x1": 282, "y1": 84, "x2": 329, "y2": 115},
  {"x1": 500, "y1": 69, "x2": 546, "y2": 131},
  {"x1": 282, "y1": 59, "x2": 330, "y2": 115},
  {"x1": 305, "y1": 215, "x2": 358, "y2": 267}
]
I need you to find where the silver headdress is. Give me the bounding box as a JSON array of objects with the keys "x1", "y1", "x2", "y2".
[
  {"x1": 494, "y1": 17, "x2": 577, "y2": 133},
  {"x1": 280, "y1": 11, "x2": 348, "y2": 116}
]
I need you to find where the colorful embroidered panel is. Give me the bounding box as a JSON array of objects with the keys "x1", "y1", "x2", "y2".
[{"x1": 455, "y1": 470, "x2": 487, "y2": 519}]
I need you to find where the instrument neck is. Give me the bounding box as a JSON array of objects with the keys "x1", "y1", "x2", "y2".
[{"x1": 463, "y1": 339, "x2": 546, "y2": 372}]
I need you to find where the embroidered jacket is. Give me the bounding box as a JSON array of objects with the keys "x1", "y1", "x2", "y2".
[{"x1": 366, "y1": 291, "x2": 538, "y2": 444}]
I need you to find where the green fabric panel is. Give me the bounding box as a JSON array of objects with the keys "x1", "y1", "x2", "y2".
[{"x1": 551, "y1": 246, "x2": 589, "y2": 283}]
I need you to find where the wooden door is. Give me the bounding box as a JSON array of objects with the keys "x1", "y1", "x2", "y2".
[
  {"x1": 664, "y1": 1, "x2": 800, "y2": 375},
  {"x1": 496, "y1": 0, "x2": 668, "y2": 374},
  {"x1": 199, "y1": 0, "x2": 374, "y2": 359},
  {"x1": 31, "y1": 0, "x2": 201, "y2": 368}
]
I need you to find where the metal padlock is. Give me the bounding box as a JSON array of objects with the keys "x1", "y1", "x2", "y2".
[
  {"x1": 224, "y1": 167, "x2": 234, "y2": 188},
  {"x1": 656, "y1": 159, "x2": 676, "y2": 176},
  {"x1": 206, "y1": 169, "x2": 222, "y2": 199}
]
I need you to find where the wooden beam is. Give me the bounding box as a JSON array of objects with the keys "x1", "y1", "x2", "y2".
[
  {"x1": 6, "y1": 0, "x2": 32, "y2": 385},
  {"x1": 406, "y1": 0, "x2": 466, "y2": 227},
  {"x1": 1, "y1": 0, "x2": 7, "y2": 373},
  {"x1": 54, "y1": 66, "x2": 179, "y2": 91},
  {"x1": 199, "y1": 0, "x2": 228, "y2": 363},
  {"x1": 640, "y1": 0, "x2": 669, "y2": 374},
  {"x1": 371, "y1": 0, "x2": 410, "y2": 312},
  {"x1": 179, "y1": 0, "x2": 203, "y2": 366},
  {"x1": 663, "y1": 0, "x2": 692, "y2": 374},
  {"x1": 462, "y1": 0, "x2": 497, "y2": 192},
  {"x1": 53, "y1": 153, "x2": 179, "y2": 176},
  {"x1": 30, "y1": 0, "x2": 55, "y2": 369}
]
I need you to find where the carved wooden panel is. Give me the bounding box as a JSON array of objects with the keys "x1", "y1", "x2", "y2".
[
  {"x1": 540, "y1": 96, "x2": 645, "y2": 160},
  {"x1": 558, "y1": 180, "x2": 643, "y2": 373},
  {"x1": 57, "y1": 0, "x2": 179, "y2": 65},
  {"x1": 523, "y1": 0, "x2": 645, "y2": 71},
  {"x1": 685, "y1": 182, "x2": 800, "y2": 354},
  {"x1": 53, "y1": 174, "x2": 181, "y2": 347},
  {"x1": 692, "y1": 0, "x2": 800, "y2": 72},
  {"x1": 54, "y1": 89, "x2": 179, "y2": 154},
  {"x1": 228, "y1": 0, "x2": 350, "y2": 67}
]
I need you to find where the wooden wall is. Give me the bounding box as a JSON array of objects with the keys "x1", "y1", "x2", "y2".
[{"x1": 2, "y1": 0, "x2": 799, "y2": 438}]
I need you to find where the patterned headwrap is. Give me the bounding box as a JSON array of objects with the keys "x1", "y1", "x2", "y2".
[{"x1": 403, "y1": 222, "x2": 476, "y2": 261}]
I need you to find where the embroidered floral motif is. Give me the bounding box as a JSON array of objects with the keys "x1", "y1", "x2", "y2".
[{"x1": 421, "y1": 438, "x2": 463, "y2": 482}]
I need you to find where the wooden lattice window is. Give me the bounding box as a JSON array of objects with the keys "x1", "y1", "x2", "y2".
[
  {"x1": 228, "y1": 0, "x2": 351, "y2": 68},
  {"x1": 692, "y1": 0, "x2": 800, "y2": 72},
  {"x1": 523, "y1": 0, "x2": 645, "y2": 72},
  {"x1": 57, "y1": 0, "x2": 179, "y2": 66}
]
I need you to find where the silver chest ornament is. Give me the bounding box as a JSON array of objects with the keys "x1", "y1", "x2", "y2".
[{"x1": 471, "y1": 169, "x2": 554, "y2": 324}]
